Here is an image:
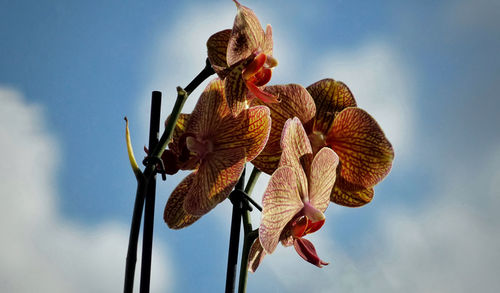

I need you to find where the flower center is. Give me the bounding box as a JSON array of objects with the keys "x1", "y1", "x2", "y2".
[
  {"x1": 185, "y1": 136, "x2": 213, "y2": 160},
  {"x1": 308, "y1": 131, "x2": 327, "y2": 155},
  {"x1": 242, "y1": 53, "x2": 277, "y2": 86},
  {"x1": 290, "y1": 215, "x2": 325, "y2": 239}
]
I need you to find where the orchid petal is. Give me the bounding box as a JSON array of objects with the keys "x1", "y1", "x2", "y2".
[
  {"x1": 291, "y1": 216, "x2": 308, "y2": 238},
  {"x1": 331, "y1": 177, "x2": 374, "y2": 207},
  {"x1": 242, "y1": 52, "x2": 267, "y2": 80},
  {"x1": 224, "y1": 63, "x2": 249, "y2": 117},
  {"x1": 279, "y1": 117, "x2": 312, "y2": 201},
  {"x1": 302, "y1": 202, "x2": 325, "y2": 223},
  {"x1": 247, "y1": 239, "x2": 267, "y2": 273},
  {"x1": 307, "y1": 79, "x2": 357, "y2": 135},
  {"x1": 164, "y1": 173, "x2": 202, "y2": 229},
  {"x1": 160, "y1": 113, "x2": 199, "y2": 173},
  {"x1": 165, "y1": 113, "x2": 190, "y2": 156},
  {"x1": 214, "y1": 105, "x2": 271, "y2": 161},
  {"x1": 293, "y1": 238, "x2": 329, "y2": 268},
  {"x1": 261, "y1": 24, "x2": 273, "y2": 56},
  {"x1": 308, "y1": 147, "x2": 339, "y2": 213},
  {"x1": 207, "y1": 29, "x2": 232, "y2": 78},
  {"x1": 326, "y1": 107, "x2": 394, "y2": 188},
  {"x1": 188, "y1": 79, "x2": 230, "y2": 136},
  {"x1": 304, "y1": 218, "x2": 325, "y2": 235},
  {"x1": 251, "y1": 67, "x2": 272, "y2": 87},
  {"x1": 184, "y1": 147, "x2": 246, "y2": 216},
  {"x1": 227, "y1": 0, "x2": 265, "y2": 66},
  {"x1": 251, "y1": 84, "x2": 316, "y2": 174},
  {"x1": 260, "y1": 166, "x2": 304, "y2": 254},
  {"x1": 246, "y1": 81, "x2": 279, "y2": 103}
]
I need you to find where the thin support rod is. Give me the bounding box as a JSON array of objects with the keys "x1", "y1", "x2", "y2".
[
  {"x1": 225, "y1": 168, "x2": 246, "y2": 293},
  {"x1": 139, "y1": 92, "x2": 162, "y2": 293}
]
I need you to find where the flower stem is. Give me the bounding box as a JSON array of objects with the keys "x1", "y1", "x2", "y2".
[
  {"x1": 123, "y1": 59, "x2": 214, "y2": 293},
  {"x1": 237, "y1": 167, "x2": 261, "y2": 293}
]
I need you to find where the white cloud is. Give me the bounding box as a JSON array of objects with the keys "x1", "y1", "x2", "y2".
[{"x1": 0, "y1": 87, "x2": 171, "y2": 292}]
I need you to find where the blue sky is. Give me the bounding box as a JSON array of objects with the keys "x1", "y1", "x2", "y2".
[{"x1": 1, "y1": 0, "x2": 499, "y2": 292}]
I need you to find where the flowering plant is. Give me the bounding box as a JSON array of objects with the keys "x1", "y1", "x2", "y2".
[{"x1": 123, "y1": 1, "x2": 394, "y2": 292}]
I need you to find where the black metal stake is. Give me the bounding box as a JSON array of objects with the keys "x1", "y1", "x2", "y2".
[
  {"x1": 139, "y1": 92, "x2": 162, "y2": 293},
  {"x1": 225, "y1": 168, "x2": 246, "y2": 293}
]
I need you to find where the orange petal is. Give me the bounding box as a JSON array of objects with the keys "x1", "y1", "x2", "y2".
[
  {"x1": 227, "y1": 0, "x2": 265, "y2": 66},
  {"x1": 330, "y1": 178, "x2": 374, "y2": 207},
  {"x1": 214, "y1": 105, "x2": 271, "y2": 162},
  {"x1": 260, "y1": 166, "x2": 304, "y2": 254},
  {"x1": 164, "y1": 173, "x2": 202, "y2": 229},
  {"x1": 183, "y1": 147, "x2": 246, "y2": 216},
  {"x1": 326, "y1": 107, "x2": 394, "y2": 188},
  {"x1": 251, "y1": 84, "x2": 316, "y2": 174},
  {"x1": 224, "y1": 64, "x2": 249, "y2": 117},
  {"x1": 242, "y1": 53, "x2": 266, "y2": 80},
  {"x1": 279, "y1": 117, "x2": 312, "y2": 201},
  {"x1": 188, "y1": 79, "x2": 231, "y2": 136},
  {"x1": 307, "y1": 79, "x2": 357, "y2": 135},
  {"x1": 251, "y1": 67, "x2": 272, "y2": 87},
  {"x1": 308, "y1": 147, "x2": 339, "y2": 213},
  {"x1": 247, "y1": 238, "x2": 267, "y2": 273},
  {"x1": 207, "y1": 29, "x2": 232, "y2": 78}
]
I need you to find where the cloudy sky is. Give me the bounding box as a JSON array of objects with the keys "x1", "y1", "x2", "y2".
[{"x1": 1, "y1": 0, "x2": 499, "y2": 292}]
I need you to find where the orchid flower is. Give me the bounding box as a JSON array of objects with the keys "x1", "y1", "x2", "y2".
[
  {"x1": 163, "y1": 79, "x2": 271, "y2": 229},
  {"x1": 250, "y1": 84, "x2": 316, "y2": 174},
  {"x1": 306, "y1": 79, "x2": 394, "y2": 207},
  {"x1": 207, "y1": 0, "x2": 278, "y2": 116},
  {"x1": 249, "y1": 117, "x2": 339, "y2": 271}
]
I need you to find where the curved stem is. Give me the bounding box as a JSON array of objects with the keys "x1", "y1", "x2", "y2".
[{"x1": 238, "y1": 167, "x2": 262, "y2": 293}]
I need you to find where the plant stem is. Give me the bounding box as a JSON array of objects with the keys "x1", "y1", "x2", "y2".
[
  {"x1": 238, "y1": 167, "x2": 261, "y2": 293},
  {"x1": 225, "y1": 167, "x2": 246, "y2": 293},
  {"x1": 123, "y1": 59, "x2": 214, "y2": 293}
]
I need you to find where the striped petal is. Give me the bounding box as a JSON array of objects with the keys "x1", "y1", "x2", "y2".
[
  {"x1": 247, "y1": 238, "x2": 267, "y2": 273},
  {"x1": 214, "y1": 105, "x2": 271, "y2": 161},
  {"x1": 260, "y1": 166, "x2": 304, "y2": 254},
  {"x1": 224, "y1": 63, "x2": 249, "y2": 117},
  {"x1": 227, "y1": 0, "x2": 265, "y2": 67},
  {"x1": 326, "y1": 107, "x2": 394, "y2": 188},
  {"x1": 165, "y1": 113, "x2": 190, "y2": 156},
  {"x1": 279, "y1": 117, "x2": 313, "y2": 201},
  {"x1": 184, "y1": 147, "x2": 246, "y2": 216},
  {"x1": 207, "y1": 29, "x2": 232, "y2": 78},
  {"x1": 331, "y1": 178, "x2": 374, "y2": 207},
  {"x1": 164, "y1": 173, "x2": 202, "y2": 229},
  {"x1": 308, "y1": 147, "x2": 339, "y2": 213},
  {"x1": 251, "y1": 84, "x2": 316, "y2": 174},
  {"x1": 187, "y1": 79, "x2": 230, "y2": 137},
  {"x1": 307, "y1": 79, "x2": 357, "y2": 135}
]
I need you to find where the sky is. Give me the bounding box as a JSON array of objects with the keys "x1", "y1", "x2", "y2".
[{"x1": 1, "y1": 0, "x2": 499, "y2": 292}]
